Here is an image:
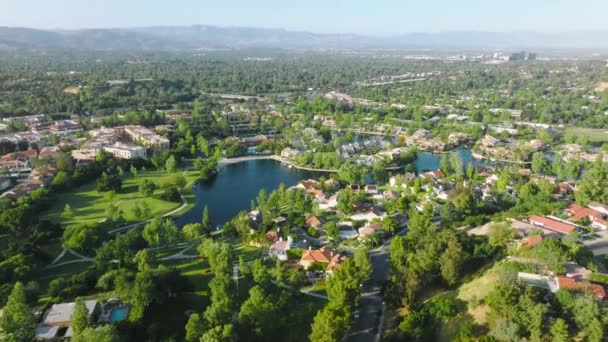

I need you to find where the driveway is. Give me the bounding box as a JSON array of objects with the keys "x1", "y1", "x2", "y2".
[{"x1": 582, "y1": 230, "x2": 608, "y2": 256}]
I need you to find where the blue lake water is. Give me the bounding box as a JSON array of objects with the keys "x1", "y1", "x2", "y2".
[
  {"x1": 415, "y1": 148, "x2": 487, "y2": 172},
  {"x1": 175, "y1": 149, "x2": 482, "y2": 227},
  {"x1": 174, "y1": 159, "x2": 317, "y2": 227}
]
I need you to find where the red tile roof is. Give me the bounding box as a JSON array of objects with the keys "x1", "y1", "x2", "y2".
[
  {"x1": 566, "y1": 204, "x2": 602, "y2": 221},
  {"x1": 557, "y1": 276, "x2": 606, "y2": 300},
  {"x1": 522, "y1": 235, "x2": 543, "y2": 248},
  {"x1": 529, "y1": 216, "x2": 576, "y2": 235}
]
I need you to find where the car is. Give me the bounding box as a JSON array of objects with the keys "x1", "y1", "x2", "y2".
[{"x1": 354, "y1": 310, "x2": 360, "y2": 319}]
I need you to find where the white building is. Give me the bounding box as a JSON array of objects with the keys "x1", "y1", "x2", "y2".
[{"x1": 103, "y1": 143, "x2": 146, "y2": 159}]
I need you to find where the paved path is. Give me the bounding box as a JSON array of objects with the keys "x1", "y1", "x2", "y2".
[{"x1": 159, "y1": 243, "x2": 198, "y2": 261}]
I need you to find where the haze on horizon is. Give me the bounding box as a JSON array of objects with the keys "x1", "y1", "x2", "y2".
[{"x1": 2, "y1": 0, "x2": 608, "y2": 35}]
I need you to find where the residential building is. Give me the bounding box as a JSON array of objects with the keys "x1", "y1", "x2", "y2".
[
  {"x1": 299, "y1": 246, "x2": 347, "y2": 274},
  {"x1": 103, "y1": 142, "x2": 146, "y2": 160},
  {"x1": 123, "y1": 125, "x2": 170, "y2": 150},
  {"x1": 36, "y1": 300, "x2": 101, "y2": 340},
  {"x1": 269, "y1": 236, "x2": 292, "y2": 261},
  {"x1": 529, "y1": 215, "x2": 577, "y2": 235},
  {"x1": 306, "y1": 214, "x2": 325, "y2": 230}
]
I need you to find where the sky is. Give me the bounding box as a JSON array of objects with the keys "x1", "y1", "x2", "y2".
[{"x1": 1, "y1": 0, "x2": 607, "y2": 35}]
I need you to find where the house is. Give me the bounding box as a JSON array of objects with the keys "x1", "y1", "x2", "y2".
[
  {"x1": 281, "y1": 147, "x2": 300, "y2": 159},
  {"x1": 481, "y1": 134, "x2": 500, "y2": 147},
  {"x1": 269, "y1": 237, "x2": 292, "y2": 261},
  {"x1": 36, "y1": 300, "x2": 101, "y2": 340},
  {"x1": 306, "y1": 214, "x2": 325, "y2": 230},
  {"x1": 315, "y1": 193, "x2": 338, "y2": 211},
  {"x1": 272, "y1": 216, "x2": 287, "y2": 225},
  {"x1": 265, "y1": 230, "x2": 279, "y2": 243},
  {"x1": 517, "y1": 272, "x2": 606, "y2": 301},
  {"x1": 553, "y1": 277, "x2": 606, "y2": 301},
  {"x1": 39, "y1": 146, "x2": 62, "y2": 159},
  {"x1": 565, "y1": 204, "x2": 608, "y2": 230},
  {"x1": 299, "y1": 246, "x2": 345, "y2": 271},
  {"x1": 383, "y1": 190, "x2": 399, "y2": 201},
  {"x1": 420, "y1": 169, "x2": 444, "y2": 180},
  {"x1": 529, "y1": 215, "x2": 577, "y2": 235},
  {"x1": 249, "y1": 210, "x2": 263, "y2": 227},
  {"x1": 365, "y1": 184, "x2": 378, "y2": 195},
  {"x1": 350, "y1": 208, "x2": 386, "y2": 222},
  {"x1": 358, "y1": 223, "x2": 382, "y2": 240},
  {"x1": 297, "y1": 179, "x2": 320, "y2": 192},
  {"x1": 521, "y1": 235, "x2": 543, "y2": 248}
]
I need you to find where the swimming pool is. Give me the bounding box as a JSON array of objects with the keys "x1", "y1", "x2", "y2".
[{"x1": 109, "y1": 307, "x2": 128, "y2": 322}]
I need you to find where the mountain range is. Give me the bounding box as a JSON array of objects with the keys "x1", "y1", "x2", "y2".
[{"x1": 0, "y1": 25, "x2": 607, "y2": 51}]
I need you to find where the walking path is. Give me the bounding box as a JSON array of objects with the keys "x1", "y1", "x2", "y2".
[{"x1": 159, "y1": 243, "x2": 198, "y2": 261}]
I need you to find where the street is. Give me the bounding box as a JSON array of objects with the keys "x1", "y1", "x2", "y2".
[{"x1": 346, "y1": 242, "x2": 392, "y2": 342}]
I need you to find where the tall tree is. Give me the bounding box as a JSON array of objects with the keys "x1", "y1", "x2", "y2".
[
  {"x1": 185, "y1": 313, "x2": 205, "y2": 342},
  {"x1": 165, "y1": 155, "x2": 177, "y2": 173},
  {"x1": 71, "y1": 299, "x2": 90, "y2": 336},
  {"x1": 0, "y1": 282, "x2": 35, "y2": 342},
  {"x1": 202, "y1": 206, "x2": 212, "y2": 236}
]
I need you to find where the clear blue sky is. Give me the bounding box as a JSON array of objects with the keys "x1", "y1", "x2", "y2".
[{"x1": 2, "y1": 0, "x2": 607, "y2": 35}]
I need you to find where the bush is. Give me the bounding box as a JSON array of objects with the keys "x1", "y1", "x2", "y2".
[{"x1": 160, "y1": 186, "x2": 181, "y2": 202}]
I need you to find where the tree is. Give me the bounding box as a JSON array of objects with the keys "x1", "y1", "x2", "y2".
[
  {"x1": 197, "y1": 135, "x2": 210, "y2": 156},
  {"x1": 550, "y1": 318, "x2": 569, "y2": 342},
  {"x1": 143, "y1": 218, "x2": 163, "y2": 246},
  {"x1": 130, "y1": 165, "x2": 138, "y2": 176},
  {"x1": 309, "y1": 305, "x2": 349, "y2": 342},
  {"x1": 71, "y1": 299, "x2": 90, "y2": 336},
  {"x1": 0, "y1": 282, "x2": 35, "y2": 342},
  {"x1": 139, "y1": 179, "x2": 157, "y2": 197},
  {"x1": 439, "y1": 239, "x2": 463, "y2": 286},
  {"x1": 382, "y1": 216, "x2": 399, "y2": 235},
  {"x1": 200, "y1": 324, "x2": 234, "y2": 342},
  {"x1": 62, "y1": 203, "x2": 74, "y2": 218},
  {"x1": 140, "y1": 200, "x2": 151, "y2": 218},
  {"x1": 325, "y1": 222, "x2": 339, "y2": 241},
  {"x1": 202, "y1": 206, "x2": 212, "y2": 236},
  {"x1": 488, "y1": 222, "x2": 517, "y2": 247},
  {"x1": 185, "y1": 313, "x2": 205, "y2": 342},
  {"x1": 353, "y1": 247, "x2": 372, "y2": 283},
  {"x1": 96, "y1": 172, "x2": 122, "y2": 192},
  {"x1": 238, "y1": 286, "x2": 278, "y2": 338},
  {"x1": 62, "y1": 224, "x2": 104, "y2": 252},
  {"x1": 134, "y1": 248, "x2": 155, "y2": 272},
  {"x1": 183, "y1": 223, "x2": 203, "y2": 241},
  {"x1": 531, "y1": 152, "x2": 548, "y2": 174},
  {"x1": 71, "y1": 325, "x2": 120, "y2": 342},
  {"x1": 165, "y1": 155, "x2": 177, "y2": 173}
]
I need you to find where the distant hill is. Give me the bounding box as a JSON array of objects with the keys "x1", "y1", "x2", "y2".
[{"x1": 0, "y1": 25, "x2": 607, "y2": 51}]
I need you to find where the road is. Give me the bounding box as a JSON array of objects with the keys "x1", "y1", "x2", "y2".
[{"x1": 346, "y1": 229, "x2": 406, "y2": 342}]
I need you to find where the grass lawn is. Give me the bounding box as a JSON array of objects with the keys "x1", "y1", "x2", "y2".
[
  {"x1": 564, "y1": 127, "x2": 608, "y2": 143},
  {"x1": 456, "y1": 262, "x2": 503, "y2": 325},
  {"x1": 42, "y1": 170, "x2": 200, "y2": 227}
]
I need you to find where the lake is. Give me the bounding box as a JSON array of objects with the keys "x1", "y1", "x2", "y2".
[
  {"x1": 174, "y1": 159, "x2": 318, "y2": 227},
  {"x1": 415, "y1": 148, "x2": 488, "y2": 172},
  {"x1": 176, "y1": 148, "x2": 484, "y2": 227}
]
